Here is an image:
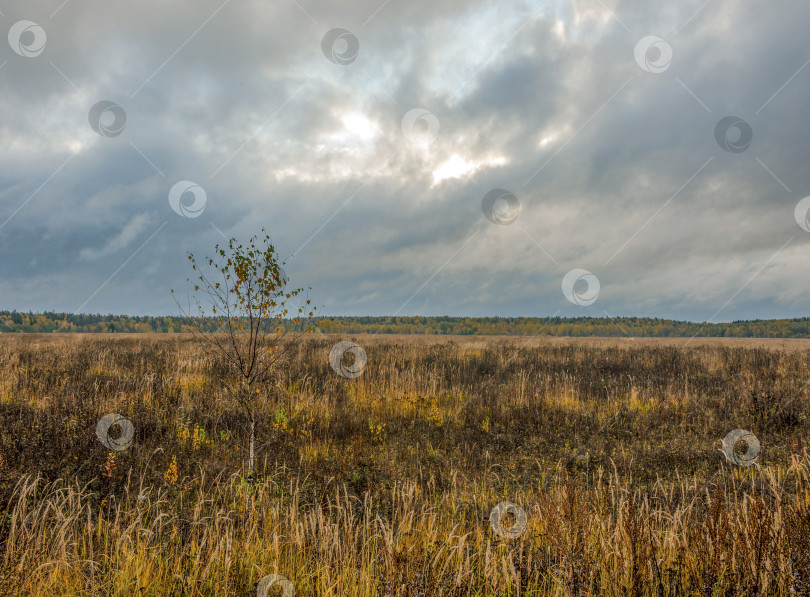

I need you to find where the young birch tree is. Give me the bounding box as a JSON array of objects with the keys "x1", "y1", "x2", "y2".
[{"x1": 174, "y1": 229, "x2": 316, "y2": 503}]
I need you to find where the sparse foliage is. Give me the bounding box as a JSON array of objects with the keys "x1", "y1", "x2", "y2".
[{"x1": 173, "y1": 228, "x2": 316, "y2": 501}]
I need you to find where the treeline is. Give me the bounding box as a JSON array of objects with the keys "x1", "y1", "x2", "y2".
[
  {"x1": 0, "y1": 311, "x2": 317, "y2": 334},
  {"x1": 0, "y1": 311, "x2": 221, "y2": 334},
  {"x1": 315, "y1": 315, "x2": 810, "y2": 337},
  {"x1": 2, "y1": 311, "x2": 810, "y2": 337}
]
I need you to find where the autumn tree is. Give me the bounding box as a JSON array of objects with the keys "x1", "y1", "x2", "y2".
[{"x1": 174, "y1": 229, "x2": 316, "y2": 506}]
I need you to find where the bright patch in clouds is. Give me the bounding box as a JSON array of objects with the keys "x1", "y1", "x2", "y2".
[
  {"x1": 431, "y1": 154, "x2": 507, "y2": 185},
  {"x1": 319, "y1": 112, "x2": 380, "y2": 155},
  {"x1": 536, "y1": 124, "x2": 572, "y2": 149},
  {"x1": 340, "y1": 113, "x2": 378, "y2": 140}
]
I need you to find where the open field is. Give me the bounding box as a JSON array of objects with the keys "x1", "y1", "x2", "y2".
[{"x1": 1, "y1": 333, "x2": 810, "y2": 595}]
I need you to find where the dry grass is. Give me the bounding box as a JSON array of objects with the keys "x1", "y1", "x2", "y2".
[{"x1": 1, "y1": 333, "x2": 810, "y2": 595}]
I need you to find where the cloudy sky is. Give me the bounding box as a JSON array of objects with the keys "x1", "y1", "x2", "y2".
[{"x1": 1, "y1": 0, "x2": 809, "y2": 322}]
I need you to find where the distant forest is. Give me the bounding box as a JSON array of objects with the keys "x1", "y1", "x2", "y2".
[{"x1": 2, "y1": 311, "x2": 810, "y2": 337}]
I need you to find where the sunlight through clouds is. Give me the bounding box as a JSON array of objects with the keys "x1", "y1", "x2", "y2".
[{"x1": 431, "y1": 154, "x2": 507, "y2": 185}]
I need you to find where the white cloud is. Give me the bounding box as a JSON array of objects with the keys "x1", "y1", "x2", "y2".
[
  {"x1": 79, "y1": 213, "x2": 152, "y2": 261},
  {"x1": 431, "y1": 154, "x2": 507, "y2": 185}
]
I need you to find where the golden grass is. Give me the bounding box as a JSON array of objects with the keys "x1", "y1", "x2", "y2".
[{"x1": 0, "y1": 333, "x2": 809, "y2": 595}]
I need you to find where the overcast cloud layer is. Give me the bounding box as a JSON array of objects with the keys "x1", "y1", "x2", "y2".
[{"x1": 1, "y1": 0, "x2": 809, "y2": 322}]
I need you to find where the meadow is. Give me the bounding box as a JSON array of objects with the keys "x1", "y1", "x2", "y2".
[{"x1": 1, "y1": 333, "x2": 809, "y2": 595}]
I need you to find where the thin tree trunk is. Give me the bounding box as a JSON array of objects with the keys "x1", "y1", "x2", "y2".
[
  {"x1": 249, "y1": 417, "x2": 255, "y2": 477},
  {"x1": 244, "y1": 382, "x2": 255, "y2": 514},
  {"x1": 245, "y1": 416, "x2": 255, "y2": 514}
]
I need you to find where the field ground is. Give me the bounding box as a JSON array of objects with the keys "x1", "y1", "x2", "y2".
[{"x1": 1, "y1": 333, "x2": 810, "y2": 595}]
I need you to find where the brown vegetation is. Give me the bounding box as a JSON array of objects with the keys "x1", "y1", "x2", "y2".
[{"x1": 1, "y1": 333, "x2": 809, "y2": 595}]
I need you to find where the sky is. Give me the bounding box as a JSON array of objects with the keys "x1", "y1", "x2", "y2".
[{"x1": 1, "y1": 0, "x2": 809, "y2": 322}]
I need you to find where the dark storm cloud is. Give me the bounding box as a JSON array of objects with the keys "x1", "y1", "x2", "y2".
[{"x1": 0, "y1": 0, "x2": 808, "y2": 321}]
